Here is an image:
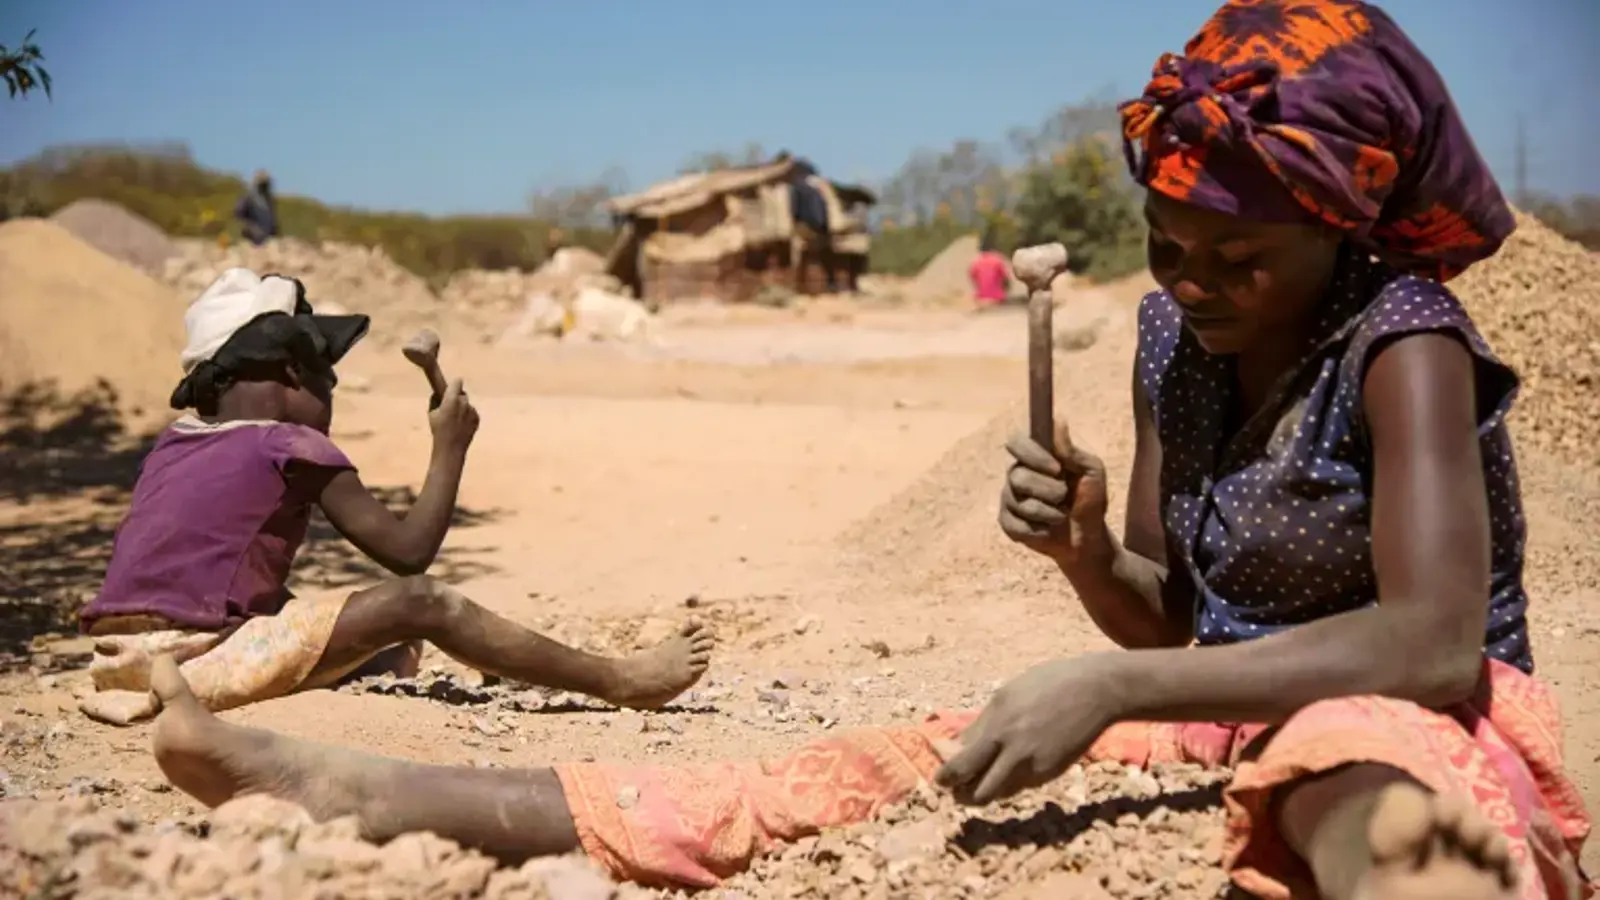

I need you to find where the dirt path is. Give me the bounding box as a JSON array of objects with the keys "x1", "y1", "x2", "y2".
[{"x1": 3, "y1": 306, "x2": 1595, "y2": 898}]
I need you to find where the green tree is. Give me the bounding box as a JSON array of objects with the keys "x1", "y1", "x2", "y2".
[
  {"x1": 2, "y1": 30, "x2": 51, "y2": 100},
  {"x1": 1012, "y1": 136, "x2": 1146, "y2": 281}
]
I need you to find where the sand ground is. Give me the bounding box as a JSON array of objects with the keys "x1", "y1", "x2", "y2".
[{"x1": 3, "y1": 300, "x2": 1596, "y2": 895}]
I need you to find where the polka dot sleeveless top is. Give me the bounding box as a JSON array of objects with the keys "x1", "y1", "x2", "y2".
[{"x1": 1136, "y1": 248, "x2": 1532, "y2": 672}]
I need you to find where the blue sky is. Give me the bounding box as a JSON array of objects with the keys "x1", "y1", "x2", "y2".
[{"x1": 2, "y1": 0, "x2": 1595, "y2": 216}]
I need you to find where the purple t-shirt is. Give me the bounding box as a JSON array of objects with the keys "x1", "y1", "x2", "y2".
[{"x1": 82, "y1": 417, "x2": 354, "y2": 631}]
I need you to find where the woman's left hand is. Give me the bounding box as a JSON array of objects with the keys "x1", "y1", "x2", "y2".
[{"x1": 935, "y1": 654, "x2": 1123, "y2": 806}]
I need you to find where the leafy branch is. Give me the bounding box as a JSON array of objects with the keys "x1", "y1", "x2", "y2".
[{"x1": 2, "y1": 30, "x2": 52, "y2": 100}]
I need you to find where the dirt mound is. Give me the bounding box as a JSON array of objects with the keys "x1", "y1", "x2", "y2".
[
  {"x1": 49, "y1": 199, "x2": 177, "y2": 274},
  {"x1": 905, "y1": 235, "x2": 981, "y2": 304},
  {"x1": 446, "y1": 247, "x2": 621, "y2": 317},
  {"x1": 835, "y1": 318, "x2": 1139, "y2": 601},
  {"x1": 1454, "y1": 211, "x2": 1600, "y2": 466},
  {"x1": 0, "y1": 219, "x2": 184, "y2": 428},
  {"x1": 837, "y1": 402, "x2": 1021, "y2": 576},
  {"x1": 0, "y1": 794, "x2": 651, "y2": 899},
  {"x1": 161, "y1": 238, "x2": 491, "y2": 349}
]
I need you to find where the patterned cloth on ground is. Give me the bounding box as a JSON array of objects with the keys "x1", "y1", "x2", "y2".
[
  {"x1": 79, "y1": 589, "x2": 356, "y2": 725},
  {"x1": 555, "y1": 660, "x2": 1589, "y2": 898}
]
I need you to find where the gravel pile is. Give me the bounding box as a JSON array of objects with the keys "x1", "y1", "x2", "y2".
[
  {"x1": 48, "y1": 200, "x2": 177, "y2": 275},
  {"x1": 1454, "y1": 211, "x2": 1600, "y2": 467},
  {"x1": 1, "y1": 794, "x2": 652, "y2": 900}
]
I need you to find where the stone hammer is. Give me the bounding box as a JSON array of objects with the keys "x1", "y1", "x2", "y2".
[
  {"x1": 1010, "y1": 243, "x2": 1070, "y2": 448},
  {"x1": 402, "y1": 328, "x2": 449, "y2": 408}
]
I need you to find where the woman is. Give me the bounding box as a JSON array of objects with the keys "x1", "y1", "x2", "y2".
[{"x1": 145, "y1": 2, "x2": 1589, "y2": 898}]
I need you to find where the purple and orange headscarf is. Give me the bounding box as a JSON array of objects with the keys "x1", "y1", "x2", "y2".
[{"x1": 1119, "y1": 0, "x2": 1513, "y2": 282}]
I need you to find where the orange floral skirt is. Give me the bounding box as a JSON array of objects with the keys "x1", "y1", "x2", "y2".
[
  {"x1": 80, "y1": 590, "x2": 364, "y2": 725},
  {"x1": 555, "y1": 660, "x2": 1590, "y2": 898}
]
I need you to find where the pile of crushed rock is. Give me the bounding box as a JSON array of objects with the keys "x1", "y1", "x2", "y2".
[
  {"x1": 1454, "y1": 211, "x2": 1600, "y2": 467},
  {"x1": 1, "y1": 760, "x2": 1230, "y2": 900},
  {"x1": 440, "y1": 247, "x2": 609, "y2": 312},
  {"x1": 1, "y1": 794, "x2": 651, "y2": 900},
  {"x1": 48, "y1": 199, "x2": 178, "y2": 276},
  {"x1": 159, "y1": 237, "x2": 659, "y2": 347},
  {"x1": 160, "y1": 237, "x2": 461, "y2": 348}
]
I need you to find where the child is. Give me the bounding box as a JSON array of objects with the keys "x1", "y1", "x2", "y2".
[
  {"x1": 80, "y1": 268, "x2": 712, "y2": 724},
  {"x1": 967, "y1": 231, "x2": 1010, "y2": 311}
]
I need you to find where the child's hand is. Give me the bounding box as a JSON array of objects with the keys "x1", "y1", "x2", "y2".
[{"x1": 429, "y1": 379, "x2": 480, "y2": 456}]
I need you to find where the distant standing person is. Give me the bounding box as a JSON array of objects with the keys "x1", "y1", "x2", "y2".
[
  {"x1": 968, "y1": 235, "x2": 1010, "y2": 310},
  {"x1": 235, "y1": 170, "x2": 279, "y2": 246}
]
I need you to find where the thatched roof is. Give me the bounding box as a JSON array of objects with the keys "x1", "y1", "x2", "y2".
[{"x1": 606, "y1": 158, "x2": 876, "y2": 220}]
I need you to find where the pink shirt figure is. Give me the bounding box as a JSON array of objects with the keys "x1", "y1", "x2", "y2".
[{"x1": 968, "y1": 251, "x2": 1009, "y2": 306}]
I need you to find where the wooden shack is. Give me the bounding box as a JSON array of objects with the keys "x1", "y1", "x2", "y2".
[{"x1": 602, "y1": 157, "x2": 875, "y2": 305}]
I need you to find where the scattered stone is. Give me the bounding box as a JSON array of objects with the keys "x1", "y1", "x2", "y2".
[{"x1": 713, "y1": 761, "x2": 1231, "y2": 899}]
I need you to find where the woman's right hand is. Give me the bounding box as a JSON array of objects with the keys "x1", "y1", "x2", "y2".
[
  {"x1": 998, "y1": 421, "x2": 1110, "y2": 564},
  {"x1": 428, "y1": 379, "x2": 480, "y2": 457}
]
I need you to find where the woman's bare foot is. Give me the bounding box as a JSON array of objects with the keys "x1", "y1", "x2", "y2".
[
  {"x1": 150, "y1": 654, "x2": 387, "y2": 816},
  {"x1": 598, "y1": 620, "x2": 714, "y2": 709},
  {"x1": 1351, "y1": 782, "x2": 1518, "y2": 900}
]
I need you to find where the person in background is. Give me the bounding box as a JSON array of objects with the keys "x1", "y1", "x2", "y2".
[
  {"x1": 968, "y1": 231, "x2": 1010, "y2": 310},
  {"x1": 235, "y1": 170, "x2": 279, "y2": 246}
]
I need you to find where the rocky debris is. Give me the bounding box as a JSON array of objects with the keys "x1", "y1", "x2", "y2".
[
  {"x1": 48, "y1": 199, "x2": 177, "y2": 275},
  {"x1": 0, "y1": 794, "x2": 654, "y2": 899},
  {"x1": 1454, "y1": 211, "x2": 1600, "y2": 467},
  {"x1": 444, "y1": 247, "x2": 612, "y2": 314},
  {"x1": 157, "y1": 238, "x2": 655, "y2": 348},
  {"x1": 0, "y1": 758, "x2": 1230, "y2": 900},
  {"x1": 499, "y1": 285, "x2": 661, "y2": 346},
  {"x1": 502, "y1": 291, "x2": 575, "y2": 341},
  {"x1": 710, "y1": 760, "x2": 1231, "y2": 900},
  {"x1": 335, "y1": 651, "x2": 988, "y2": 747},
  {"x1": 502, "y1": 287, "x2": 662, "y2": 346},
  {"x1": 160, "y1": 237, "x2": 453, "y2": 346},
  {"x1": 566, "y1": 288, "x2": 662, "y2": 345},
  {"x1": 337, "y1": 668, "x2": 618, "y2": 716}
]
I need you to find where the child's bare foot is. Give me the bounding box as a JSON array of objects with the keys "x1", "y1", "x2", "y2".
[
  {"x1": 1351, "y1": 782, "x2": 1518, "y2": 900},
  {"x1": 151, "y1": 655, "x2": 585, "y2": 860},
  {"x1": 150, "y1": 655, "x2": 385, "y2": 816},
  {"x1": 599, "y1": 620, "x2": 714, "y2": 709}
]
